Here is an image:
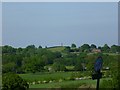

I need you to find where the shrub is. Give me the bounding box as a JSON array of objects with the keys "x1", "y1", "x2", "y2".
[
  {"x1": 2, "y1": 73, "x2": 29, "y2": 90},
  {"x1": 100, "y1": 80, "x2": 114, "y2": 89}
]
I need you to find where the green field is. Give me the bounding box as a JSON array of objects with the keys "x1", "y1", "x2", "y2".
[
  {"x1": 29, "y1": 79, "x2": 96, "y2": 88},
  {"x1": 19, "y1": 72, "x2": 73, "y2": 82},
  {"x1": 47, "y1": 46, "x2": 65, "y2": 52},
  {"x1": 19, "y1": 72, "x2": 111, "y2": 88}
]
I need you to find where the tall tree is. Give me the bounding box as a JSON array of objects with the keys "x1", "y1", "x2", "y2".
[
  {"x1": 26, "y1": 45, "x2": 35, "y2": 49},
  {"x1": 80, "y1": 44, "x2": 90, "y2": 52},
  {"x1": 74, "y1": 61, "x2": 83, "y2": 71},
  {"x1": 64, "y1": 46, "x2": 71, "y2": 53},
  {"x1": 38, "y1": 45, "x2": 42, "y2": 48},
  {"x1": 71, "y1": 43, "x2": 76, "y2": 48},
  {"x1": 90, "y1": 44, "x2": 97, "y2": 49},
  {"x1": 110, "y1": 45, "x2": 118, "y2": 53},
  {"x1": 102, "y1": 44, "x2": 110, "y2": 53}
]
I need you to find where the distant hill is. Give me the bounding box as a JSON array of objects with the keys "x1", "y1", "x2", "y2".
[{"x1": 47, "y1": 46, "x2": 65, "y2": 52}]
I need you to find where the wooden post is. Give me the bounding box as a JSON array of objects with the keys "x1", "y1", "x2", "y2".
[{"x1": 96, "y1": 78, "x2": 100, "y2": 90}]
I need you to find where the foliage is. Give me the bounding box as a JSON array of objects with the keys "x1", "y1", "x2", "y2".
[
  {"x1": 38, "y1": 45, "x2": 42, "y2": 48},
  {"x1": 100, "y1": 79, "x2": 114, "y2": 89},
  {"x1": 101, "y1": 44, "x2": 110, "y2": 53},
  {"x1": 74, "y1": 61, "x2": 83, "y2": 71},
  {"x1": 71, "y1": 43, "x2": 76, "y2": 48},
  {"x1": 2, "y1": 73, "x2": 29, "y2": 90},
  {"x1": 80, "y1": 44, "x2": 90, "y2": 52},
  {"x1": 2, "y1": 44, "x2": 120, "y2": 73},
  {"x1": 2, "y1": 62, "x2": 17, "y2": 73},
  {"x1": 64, "y1": 46, "x2": 71, "y2": 53},
  {"x1": 90, "y1": 44, "x2": 97, "y2": 49},
  {"x1": 111, "y1": 68, "x2": 120, "y2": 89},
  {"x1": 110, "y1": 45, "x2": 119, "y2": 53},
  {"x1": 52, "y1": 62, "x2": 66, "y2": 71}
]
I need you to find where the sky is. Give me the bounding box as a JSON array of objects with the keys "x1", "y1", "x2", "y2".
[
  {"x1": 2, "y1": 2, "x2": 118, "y2": 48},
  {"x1": 1, "y1": 0, "x2": 119, "y2": 2}
]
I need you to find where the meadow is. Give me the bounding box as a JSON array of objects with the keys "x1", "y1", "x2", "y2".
[{"x1": 19, "y1": 71, "x2": 112, "y2": 88}]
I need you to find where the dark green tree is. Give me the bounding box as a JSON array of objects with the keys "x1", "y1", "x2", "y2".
[
  {"x1": 54, "y1": 52, "x2": 62, "y2": 58},
  {"x1": 2, "y1": 45, "x2": 16, "y2": 54},
  {"x1": 110, "y1": 45, "x2": 118, "y2": 53},
  {"x1": 98, "y1": 46, "x2": 102, "y2": 50},
  {"x1": 2, "y1": 62, "x2": 17, "y2": 73},
  {"x1": 71, "y1": 43, "x2": 76, "y2": 48},
  {"x1": 64, "y1": 46, "x2": 71, "y2": 53},
  {"x1": 90, "y1": 44, "x2": 97, "y2": 49},
  {"x1": 102, "y1": 44, "x2": 110, "y2": 53},
  {"x1": 38, "y1": 45, "x2": 42, "y2": 48},
  {"x1": 26, "y1": 45, "x2": 35, "y2": 49},
  {"x1": 74, "y1": 60, "x2": 84, "y2": 71},
  {"x1": 22, "y1": 56, "x2": 45, "y2": 73},
  {"x1": 52, "y1": 62, "x2": 66, "y2": 72},
  {"x1": 80, "y1": 44, "x2": 90, "y2": 52},
  {"x1": 2, "y1": 73, "x2": 29, "y2": 90}
]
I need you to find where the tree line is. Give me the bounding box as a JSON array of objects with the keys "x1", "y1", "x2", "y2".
[
  {"x1": 2, "y1": 44, "x2": 120, "y2": 74},
  {"x1": 65, "y1": 43, "x2": 120, "y2": 53}
]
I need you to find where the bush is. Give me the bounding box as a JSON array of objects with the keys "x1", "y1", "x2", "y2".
[
  {"x1": 2, "y1": 73, "x2": 29, "y2": 90},
  {"x1": 100, "y1": 80, "x2": 114, "y2": 89},
  {"x1": 52, "y1": 62, "x2": 66, "y2": 71},
  {"x1": 74, "y1": 63, "x2": 83, "y2": 71}
]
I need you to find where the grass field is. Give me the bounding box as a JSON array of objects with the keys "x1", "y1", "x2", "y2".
[
  {"x1": 66, "y1": 66, "x2": 74, "y2": 70},
  {"x1": 47, "y1": 46, "x2": 65, "y2": 52},
  {"x1": 29, "y1": 77, "x2": 111, "y2": 88},
  {"x1": 19, "y1": 72, "x2": 111, "y2": 88},
  {"x1": 29, "y1": 79, "x2": 96, "y2": 88},
  {"x1": 19, "y1": 72, "x2": 73, "y2": 82}
]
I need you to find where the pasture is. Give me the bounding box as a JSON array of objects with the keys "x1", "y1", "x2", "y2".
[
  {"x1": 47, "y1": 46, "x2": 65, "y2": 52},
  {"x1": 19, "y1": 72, "x2": 111, "y2": 88}
]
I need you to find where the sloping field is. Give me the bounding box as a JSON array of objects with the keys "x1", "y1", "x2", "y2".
[
  {"x1": 47, "y1": 46, "x2": 65, "y2": 52},
  {"x1": 19, "y1": 72, "x2": 111, "y2": 88}
]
